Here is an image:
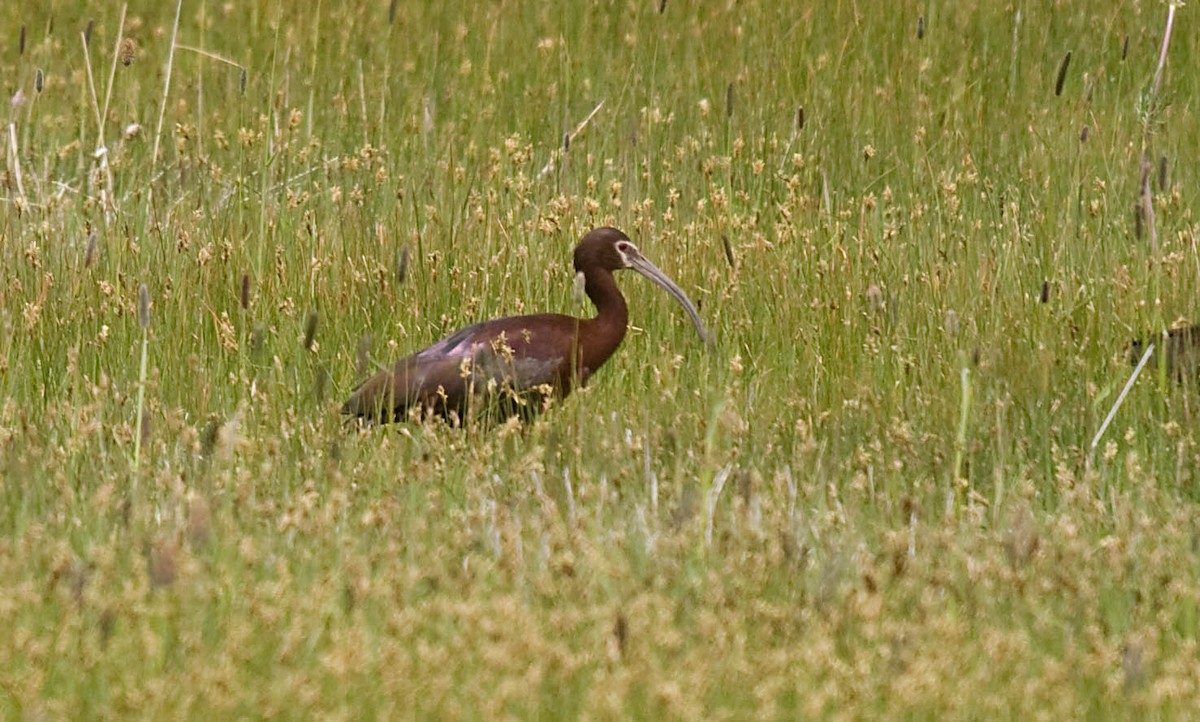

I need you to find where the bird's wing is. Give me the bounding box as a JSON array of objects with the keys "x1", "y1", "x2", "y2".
[{"x1": 342, "y1": 315, "x2": 575, "y2": 420}]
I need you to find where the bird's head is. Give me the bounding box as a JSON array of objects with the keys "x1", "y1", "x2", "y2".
[{"x1": 573, "y1": 226, "x2": 711, "y2": 345}]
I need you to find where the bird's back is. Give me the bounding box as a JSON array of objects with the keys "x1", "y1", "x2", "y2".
[{"x1": 342, "y1": 313, "x2": 589, "y2": 422}]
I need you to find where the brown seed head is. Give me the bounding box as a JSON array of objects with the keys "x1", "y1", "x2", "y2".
[
  {"x1": 613, "y1": 612, "x2": 628, "y2": 657},
  {"x1": 119, "y1": 37, "x2": 136, "y2": 66},
  {"x1": 1054, "y1": 51, "x2": 1071, "y2": 96},
  {"x1": 137, "y1": 283, "x2": 150, "y2": 330},
  {"x1": 239, "y1": 272, "x2": 251, "y2": 310},
  {"x1": 303, "y1": 310, "x2": 319, "y2": 351},
  {"x1": 396, "y1": 248, "x2": 409, "y2": 286},
  {"x1": 84, "y1": 231, "x2": 98, "y2": 268},
  {"x1": 99, "y1": 609, "x2": 116, "y2": 646}
]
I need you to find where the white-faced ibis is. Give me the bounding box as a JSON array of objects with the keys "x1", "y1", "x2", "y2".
[
  {"x1": 1130, "y1": 323, "x2": 1199, "y2": 381},
  {"x1": 343, "y1": 227, "x2": 709, "y2": 423}
]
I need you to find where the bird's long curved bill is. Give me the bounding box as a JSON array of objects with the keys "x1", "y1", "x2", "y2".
[{"x1": 627, "y1": 254, "x2": 712, "y2": 345}]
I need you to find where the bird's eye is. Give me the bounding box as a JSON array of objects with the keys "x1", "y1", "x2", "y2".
[{"x1": 617, "y1": 242, "x2": 630, "y2": 253}]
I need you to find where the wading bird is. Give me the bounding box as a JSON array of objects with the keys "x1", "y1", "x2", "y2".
[{"x1": 342, "y1": 227, "x2": 710, "y2": 424}]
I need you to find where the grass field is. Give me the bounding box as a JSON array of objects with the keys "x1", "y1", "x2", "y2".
[{"x1": 2, "y1": 0, "x2": 1199, "y2": 718}]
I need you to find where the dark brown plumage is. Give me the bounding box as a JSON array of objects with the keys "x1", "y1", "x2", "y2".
[
  {"x1": 1130, "y1": 323, "x2": 1200, "y2": 380},
  {"x1": 342, "y1": 227, "x2": 709, "y2": 424}
]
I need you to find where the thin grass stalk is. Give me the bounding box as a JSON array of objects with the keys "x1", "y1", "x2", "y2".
[
  {"x1": 1008, "y1": 9, "x2": 1022, "y2": 93},
  {"x1": 148, "y1": 0, "x2": 183, "y2": 219},
  {"x1": 100, "y1": 5, "x2": 128, "y2": 139},
  {"x1": 952, "y1": 361, "x2": 972, "y2": 487},
  {"x1": 133, "y1": 284, "x2": 151, "y2": 475},
  {"x1": 358, "y1": 59, "x2": 369, "y2": 147},
  {"x1": 1150, "y1": 3, "x2": 1178, "y2": 103},
  {"x1": 538, "y1": 100, "x2": 605, "y2": 179},
  {"x1": 1141, "y1": 156, "x2": 1159, "y2": 258},
  {"x1": 80, "y1": 31, "x2": 117, "y2": 222},
  {"x1": 705, "y1": 464, "x2": 732, "y2": 546},
  {"x1": 1090, "y1": 343, "x2": 1155, "y2": 461},
  {"x1": 175, "y1": 45, "x2": 244, "y2": 69},
  {"x1": 7, "y1": 124, "x2": 26, "y2": 207}
]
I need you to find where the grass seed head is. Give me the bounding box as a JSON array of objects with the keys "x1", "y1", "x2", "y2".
[
  {"x1": 613, "y1": 611, "x2": 628, "y2": 658},
  {"x1": 137, "y1": 284, "x2": 150, "y2": 330},
  {"x1": 35, "y1": 68, "x2": 44, "y2": 93},
  {"x1": 866, "y1": 283, "x2": 885, "y2": 314},
  {"x1": 721, "y1": 235, "x2": 735, "y2": 268},
  {"x1": 917, "y1": 15, "x2": 925, "y2": 39},
  {"x1": 200, "y1": 415, "x2": 221, "y2": 457},
  {"x1": 84, "y1": 19, "x2": 94, "y2": 48},
  {"x1": 303, "y1": 310, "x2": 319, "y2": 351},
  {"x1": 396, "y1": 248, "x2": 409, "y2": 286},
  {"x1": 69, "y1": 559, "x2": 91, "y2": 603},
  {"x1": 1004, "y1": 505, "x2": 1039, "y2": 567},
  {"x1": 214, "y1": 409, "x2": 243, "y2": 461},
  {"x1": 1122, "y1": 642, "x2": 1144, "y2": 690},
  {"x1": 119, "y1": 37, "x2": 136, "y2": 66},
  {"x1": 19, "y1": 24, "x2": 26, "y2": 55},
  {"x1": 98, "y1": 609, "x2": 116, "y2": 647},
  {"x1": 239, "y1": 272, "x2": 251, "y2": 310},
  {"x1": 1054, "y1": 51, "x2": 1071, "y2": 96},
  {"x1": 943, "y1": 309, "x2": 959, "y2": 336},
  {"x1": 84, "y1": 231, "x2": 97, "y2": 268}
]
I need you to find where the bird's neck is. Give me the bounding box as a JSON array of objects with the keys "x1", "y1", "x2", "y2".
[
  {"x1": 579, "y1": 268, "x2": 628, "y2": 371},
  {"x1": 585, "y1": 267, "x2": 628, "y2": 329}
]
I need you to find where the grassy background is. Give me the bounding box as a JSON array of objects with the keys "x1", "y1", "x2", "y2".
[{"x1": 2, "y1": 0, "x2": 1199, "y2": 717}]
